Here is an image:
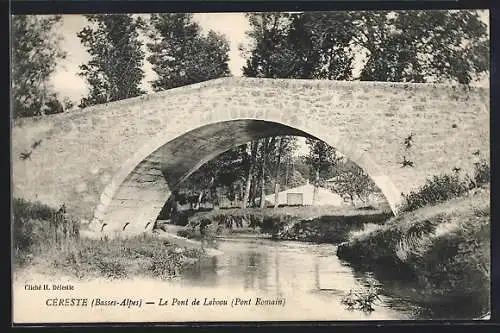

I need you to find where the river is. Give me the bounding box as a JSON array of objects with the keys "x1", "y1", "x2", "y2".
[
  {"x1": 12, "y1": 233, "x2": 486, "y2": 323},
  {"x1": 170, "y1": 235, "x2": 430, "y2": 321}
]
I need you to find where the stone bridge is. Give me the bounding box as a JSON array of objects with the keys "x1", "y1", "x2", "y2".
[{"x1": 11, "y1": 77, "x2": 489, "y2": 236}]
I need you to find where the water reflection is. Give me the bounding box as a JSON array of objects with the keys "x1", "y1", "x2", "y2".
[{"x1": 177, "y1": 237, "x2": 414, "y2": 320}]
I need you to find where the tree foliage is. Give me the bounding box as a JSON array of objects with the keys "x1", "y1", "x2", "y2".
[
  {"x1": 77, "y1": 14, "x2": 145, "y2": 108},
  {"x1": 146, "y1": 13, "x2": 230, "y2": 91},
  {"x1": 242, "y1": 10, "x2": 488, "y2": 85},
  {"x1": 242, "y1": 12, "x2": 355, "y2": 80},
  {"x1": 12, "y1": 15, "x2": 67, "y2": 118},
  {"x1": 305, "y1": 138, "x2": 338, "y2": 181},
  {"x1": 242, "y1": 13, "x2": 297, "y2": 78},
  {"x1": 172, "y1": 146, "x2": 247, "y2": 210},
  {"x1": 329, "y1": 158, "x2": 378, "y2": 204},
  {"x1": 288, "y1": 12, "x2": 355, "y2": 80},
  {"x1": 354, "y1": 10, "x2": 489, "y2": 84}
]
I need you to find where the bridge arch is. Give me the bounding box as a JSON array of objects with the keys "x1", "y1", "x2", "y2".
[
  {"x1": 91, "y1": 117, "x2": 402, "y2": 234},
  {"x1": 11, "y1": 78, "x2": 489, "y2": 237}
]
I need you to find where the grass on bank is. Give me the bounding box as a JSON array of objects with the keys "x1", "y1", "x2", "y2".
[
  {"x1": 13, "y1": 198, "x2": 205, "y2": 280},
  {"x1": 338, "y1": 188, "x2": 490, "y2": 302}
]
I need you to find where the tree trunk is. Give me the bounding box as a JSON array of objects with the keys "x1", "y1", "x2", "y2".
[
  {"x1": 169, "y1": 191, "x2": 179, "y2": 216},
  {"x1": 259, "y1": 138, "x2": 271, "y2": 208},
  {"x1": 211, "y1": 187, "x2": 219, "y2": 210},
  {"x1": 259, "y1": 148, "x2": 267, "y2": 208},
  {"x1": 312, "y1": 169, "x2": 319, "y2": 205},
  {"x1": 242, "y1": 141, "x2": 259, "y2": 209},
  {"x1": 208, "y1": 176, "x2": 219, "y2": 210},
  {"x1": 274, "y1": 137, "x2": 284, "y2": 208},
  {"x1": 284, "y1": 157, "x2": 289, "y2": 187},
  {"x1": 250, "y1": 181, "x2": 257, "y2": 207},
  {"x1": 242, "y1": 175, "x2": 252, "y2": 208},
  {"x1": 195, "y1": 191, "x2": 204, "y2": 210}
]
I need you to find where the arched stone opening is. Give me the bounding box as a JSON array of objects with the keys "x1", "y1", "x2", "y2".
[{"x1": 91, "y1": 119, "x2": 402, "y2": 235}]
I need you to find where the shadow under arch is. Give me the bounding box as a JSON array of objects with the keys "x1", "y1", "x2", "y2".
[{"x1": 91, "y1": 118, "x2": 402, "y2": 234}]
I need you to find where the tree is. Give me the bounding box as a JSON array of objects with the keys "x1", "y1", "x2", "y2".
[
  {"x1": 77, "y1": 14, "x2": 145, "y2": 108},
  {"x1": 177, "y1": 145, "x2": 247, "y2": 210},
  {"x1": 244, "y1": 13, "x2": 353, "y2": 208},
  {"x1": 268, "y1": 136, "x2": 298, "y2": 207},
  {"x1": 305, "y1": 138, "x2": 338, "y2": 204},
  {"x1": 287, "y1": 12, "x2": 355, "y2": 80},
  {"x1": 242, "y1": 13, "x2": 357, "y2": 207},
  {"x1": 353, "y1": 10, "x2": 489, "y2": 84},
  {"x1": 242, "y1": 12, "x2": 356, "y2": 80},
  {"x1": 43, "y1": 93, "x2": 64, "y2": 115},
  {"x1": 257, "y1": 137, "x2": 274, "y2": 208},
  {"x1": 242, "y1": 13, "x2": 293, "y2": 208},
  {"x1": 241, "y1": 141, "x2": 259, "y2": 208},
  {"x1": 146, "y1": 13, "x2": 230, "y2": 91},
  {"x1": 12, "y1": 15, "x2": 67, "y2": 118},
  {"x1": 305, "y1": 138, "x2": 338, "y2": 180},
  {"x1": 329, "y1": 158, "x2": 378, "y2": 206},
  {"x1": 242, "y1": 13, "x2": 297, "y2": 79},
  {"x1": 272, "y1": 137, "x2": 284, "y2": 207}
]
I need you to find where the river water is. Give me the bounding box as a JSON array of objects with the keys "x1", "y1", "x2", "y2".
[{"x1": 171, "y1": 236, "x2": 429, "y2": 321}]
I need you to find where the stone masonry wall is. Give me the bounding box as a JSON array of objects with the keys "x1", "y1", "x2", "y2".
[{"x1": 11, "y1": 78, "x2": 489, "y2": 234}]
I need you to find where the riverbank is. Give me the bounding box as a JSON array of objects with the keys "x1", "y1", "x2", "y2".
[
  {"x1": 176, "y1": 205, "x2": 392, "y2": 243},
  {"x1": 337, "y1": 188, "x2": 490, "y2": 317},
  {"x1": 275, "y1": 211, "x2": 392, "y2": 243},
  {"x1": 13, "y1": 199, "x2": 208, "y2": 281}
]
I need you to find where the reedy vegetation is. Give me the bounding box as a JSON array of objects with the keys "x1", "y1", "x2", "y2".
[{"x1": 13, "y1": 199, "x2": 205, "y2": 280}]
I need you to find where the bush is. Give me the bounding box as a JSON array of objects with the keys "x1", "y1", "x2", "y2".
[
  {"x1": 177, "y1": 229, "x2": 195, "y2": 239},
  {"x1": 417, "y1": 208, "x2": 490, "y2": 298},
  {"x1": 474, "y1": 159, "x2": 490, "y2": 186},
  {"x1": 341, "y1": 284, "x2": 382, "y2": 312},
  {"x1": 260, "y1": 215, "x2": 293, "y2": 235},
  {"x1": 400, "y1": 160, "x2": 490, "y2": 213},
  {"x1": 278, "y1": 213, "x2": 392, "y2": 243},
  {"x1": 148, "y1": 252, "x2": 182, "y2": 279},
  {"x1": 171, "y1": 211, "x2": 193, "y2": 226},
  {"x1": 96, "y1": 258, "x2": 128, "y2": 280},
  {"x1": 178, "y1": 205, "x2": 392, "y2": 243},
  {"x1": 401, "y1": 174, "x2": 469, "y2": 212}
]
